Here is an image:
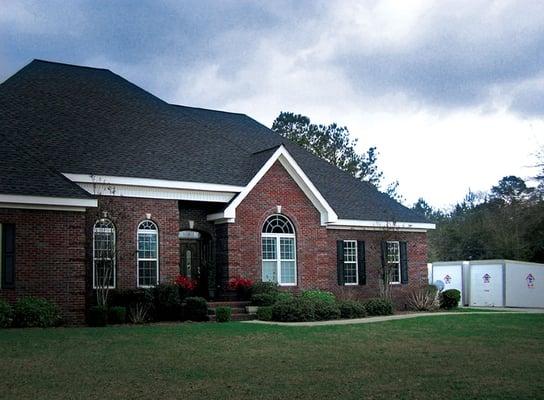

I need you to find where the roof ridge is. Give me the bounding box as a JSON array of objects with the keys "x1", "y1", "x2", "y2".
[
  {"x1": 31, "y1": 59, "x2": 110, "y2": 71},
  {"x1": 170, "y1": 103, "x2": 246, "y2": 117}
]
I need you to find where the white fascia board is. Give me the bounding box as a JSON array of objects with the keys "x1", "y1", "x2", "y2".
[
  {"x1": 216, "y1": 145, "x2": 338, "y2": 225},
  {"x1": 327, "y1": 219, "x2": 436, "y2": 231},
  {"x1": 0, "y1": 194, "x2": 97, "y2": 210},
  {"x1": 62, "y1": 173, "x2": 245, "y2": 193}
]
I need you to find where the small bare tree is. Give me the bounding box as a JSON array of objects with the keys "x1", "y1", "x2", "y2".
[
  {"x1": 376, "y1": 220, "x2": 399, "y2": 300},
  {"x1": 90, "y1": 176, "x2": 127, "y2": 308}
]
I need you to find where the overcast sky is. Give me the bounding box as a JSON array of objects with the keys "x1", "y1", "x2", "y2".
[{"x1": 1, "y1": 0, "x2": 543, "y2": 209}]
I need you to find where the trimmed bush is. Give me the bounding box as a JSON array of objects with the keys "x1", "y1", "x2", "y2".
[
  {"x1": 276, "y1": 292, "x2": 294, "y2": 302},
  {"x1": 88, "y1": 305, "x2": 108, "y2": 327},
  {"x1": 440, "y1": 289, "x2": 461, "y2": 309},
  {"x1": 153, "y1": 284, "x2": 181, "y2": 321},
  {"x1": 182, "y1": 297, "x2": 209, "y2": 321},
  {"x1": 0, "y1": 299, "x2": 13, "y2": 328},
  {"x1": 108, "y1": 306, "x2": 126, "y2": 324},
  {"x1": 215, "y1": 307, "x2": 232, "y2": 323},
  {"x1": 364, "y1": 298, "x2": 394, "y2": 316},
  {"x1": 256, "y1": 306, "x2": 273, "y2": 321},
  {"x1": 338, "y1": 300, "x2": 367, "y2": 319},
  {"x1": 272, "y1": 297, "x2": 315, "y2": 322},
  {"x1": 313, "y1": 298, "x2": 341, "y2": 320},
  {"x1": 271, "y1": 296, "x2": 340, "y2": 322},
  {"x1": 251, "y1": 293, "x2": 277, "y2": 306},
  {"x1": 13, "y1": 297, "x2": 60, "y2": 328},
  {"x1": 251, "y1": 281, "x2": 279, "y2": 296},
  {"x1": 301, "y1": 290, "x2": 336, "y2": 304}
]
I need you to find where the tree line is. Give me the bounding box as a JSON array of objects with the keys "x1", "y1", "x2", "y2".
[{"x1": 272, "y1": 111, "x2": 544, "y2": 263}]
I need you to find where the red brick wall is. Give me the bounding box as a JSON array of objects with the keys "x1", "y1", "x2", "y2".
[
  {"x1": 0, "y1": 208, "x2": 86, "y2": 324},
  {"x1": 228, "y1": 161, "x2": 428, "y2": 308},
  {"x1": 85, "y1": 197, "x2": 180, "y2": 292}
]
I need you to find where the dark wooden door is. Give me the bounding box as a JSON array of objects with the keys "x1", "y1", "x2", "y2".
[{"x1": 180, "y1": 240, "x2": 209, "y2": 298}]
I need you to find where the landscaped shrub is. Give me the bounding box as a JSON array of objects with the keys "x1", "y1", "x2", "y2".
[
  {"x1": 301, "y1": 290, "x2": 336, "y2": 304},
  {"x1": 88, "y1": 305, "x2": 108, "y2": 327},
  {"x1": 182, "y1": 297, "x2": 209, "y2": 321},
  {"x1": 272, "y1": 297, "x2": 316, "y2": 322},
  {"x1": 364, "y1": 298, "x2": 394, "y2": 316},
  {"x1": 174, "y1": 275, "x2": 197, "y2": 300},
  {"x1": 111, "y1": 288, "x2": 154, "y2": 322},
  {"x1": 215, "y1": 306, "x2": 232, "y2": 323},
  {"x1": 256, "y1": 306, "x2": 273, "y2": 321},
  {"x1": 408, "y1": 285, "x2": 439, "y2": 311},
  {"x1": 153, "y1": 284, "x2": 181, "y2": 321},
  {"x1": 229, "y1": 277, "x2": 253, "y2": 300},
  {"x1": 337, "y1": 300, "x2": 367, "y2": 319},
  {"x1": 271, "y1": 296, "x2": 340, "y2": 322},
  {"x1": 0, "y1": 299, "x2": 13, "y2": 328},
  {"x1": 108, "y1": 306, "x2": 126, "y2": 324},
  {"x1": 440, "y1": 289, "x2": 461, "y2": 310},
  {"x1": 251, "y1": 281, "x2": 279, "y2": 296},
  {"x1": 276, "y1": 292, "x2": 294, "y2": 302},
  {"x1": 250, "y1": 293, "x2": 277, "y2": 306},
  {"x1": 312, "y1": 298, "x2": 341, "y2": 320},
  {"x1": 13, "y1": 297, "x2": 61, "y2": 328}
]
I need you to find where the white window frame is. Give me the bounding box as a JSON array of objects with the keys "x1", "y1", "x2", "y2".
[
  {"x1": 137, "y1": 220, "x2": 159, "y2": 288},
  {"x1": 261, "y1": 215, "x2": 297, "y2": 286},
  {"x1": 343, "y1": 240, "x2": 358, "y2": 285},
  {"x1": 92, "y1": 219, "x2": 116, "y2": 289},
  {"x1": 386, "y1": 240, "x2": 401, "y2": 285}
]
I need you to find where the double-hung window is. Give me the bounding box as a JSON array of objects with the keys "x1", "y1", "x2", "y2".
[
  {"x1": 261, "y1": 215, "x2": 296, "y2": 286},
  {"x1": 137, "y1": 220, "x2": 159, "y2": 287},
  {"x1": 343, "y1": 240, "x2": 358, "y2": 285},
  {"x1": 386, "y1": 241, "x2": 401, "y2": 284}
]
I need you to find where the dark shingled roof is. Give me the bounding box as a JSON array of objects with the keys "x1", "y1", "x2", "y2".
[{"x1": 0, "y1": 59, "x2": 426, "y2": 222}]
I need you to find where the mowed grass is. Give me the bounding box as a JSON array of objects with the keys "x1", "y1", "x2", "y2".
[{"x1": 0, "y1": 314, "x2": 543, "y2": 400}]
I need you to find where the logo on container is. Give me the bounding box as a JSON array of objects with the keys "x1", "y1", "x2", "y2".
[
  {"x1": 483, "y1": 273, "x2": 491, "y2": 284},
  {"x1": 526, "y1": 273, "x2": 535, "y2": 289},
  {"x1": 444, "y1": 275, "x2": 452, "y2": 284}
]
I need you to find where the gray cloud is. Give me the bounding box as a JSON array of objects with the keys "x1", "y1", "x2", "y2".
[{"x1": 1, "y1": 0, "x2": 544, "y2": 118}]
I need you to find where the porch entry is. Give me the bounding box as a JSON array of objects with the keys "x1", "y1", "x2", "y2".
[{"x1": 179, "y1": 230, "x2": 213, "y2": 298}]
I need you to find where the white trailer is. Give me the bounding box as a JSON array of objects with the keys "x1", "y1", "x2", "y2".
[{"x1": 429, "y1": 259, "x2": 544, "y2": 308}]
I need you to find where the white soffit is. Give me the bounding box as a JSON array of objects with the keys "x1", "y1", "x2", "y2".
[{"x1": 63, "y1": 174, "x2": 243, "y2": 203}]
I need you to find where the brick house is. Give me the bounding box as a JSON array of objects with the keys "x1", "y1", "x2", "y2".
[{"x1": 0, "y1": 60, "x2": 435, "y2": 323}]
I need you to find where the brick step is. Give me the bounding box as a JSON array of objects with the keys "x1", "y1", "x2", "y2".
[{"x1": 209, "y1": 313, "x2": 255, "y2": 322}]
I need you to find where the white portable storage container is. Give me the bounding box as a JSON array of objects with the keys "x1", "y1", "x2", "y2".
[
  {"x1": 430, "y1": 259, "x2": 544, "y2": 308},
  {"x1": 504, "y1": 261, "x2": 544, "y2": 308},
  {"x1": 429, "y1": 261, "x2": 464, "y2": 305},
  {"x1": 468, "y1": 261, "x2": 504, "y2": 307}
]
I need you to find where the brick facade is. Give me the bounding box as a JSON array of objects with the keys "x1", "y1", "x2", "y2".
[
  {"x1": 0, "y1": 162, "x2": 429, "y2": 324},
  {"x1": 227, "y1": 161, "x2": 428, "y2": 308},
  {"x1": 85, "y1": 196, "x2": 180, "y2": 293},
  {"x1": 0, "y1": 208, "x2": 87, "y2": 324}
]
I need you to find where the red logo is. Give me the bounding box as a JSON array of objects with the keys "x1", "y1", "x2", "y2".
[
  {"x1": 483, "y1": 273, "x2": 491, "y2": 284},
  {"x1": 444, "y1": 274, "x2": 452, "y2": 284}
]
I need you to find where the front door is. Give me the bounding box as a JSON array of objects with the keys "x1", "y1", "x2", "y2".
[{"x1": 180, "y1": 240, "x2": 209, "y2": 298}]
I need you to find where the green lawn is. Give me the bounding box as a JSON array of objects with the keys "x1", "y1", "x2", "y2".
[{"x1": 1, "y1": 314, "x2": 543, "y2": 400}]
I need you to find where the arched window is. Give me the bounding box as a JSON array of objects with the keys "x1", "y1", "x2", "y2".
[
  {"x1": 93, "y1": 219, "x2": 115, "y2": 289},
  {"x1": 261, "y1": 214, "x2": 296, "y2": 285},
  {"x1": 137, "y1": 220, "x2": 159, "y2": 287}
]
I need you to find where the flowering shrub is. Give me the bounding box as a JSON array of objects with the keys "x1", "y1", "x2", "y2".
[
  {"x1": 229, "y1": 277, "x2": 253, "y2": 300},
  {"x1": 174, "y1": 275, "x2": 197, "y2": 291},
  {"x1": 228, "y1": 277, "x2": 253, "y2": 291}
]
